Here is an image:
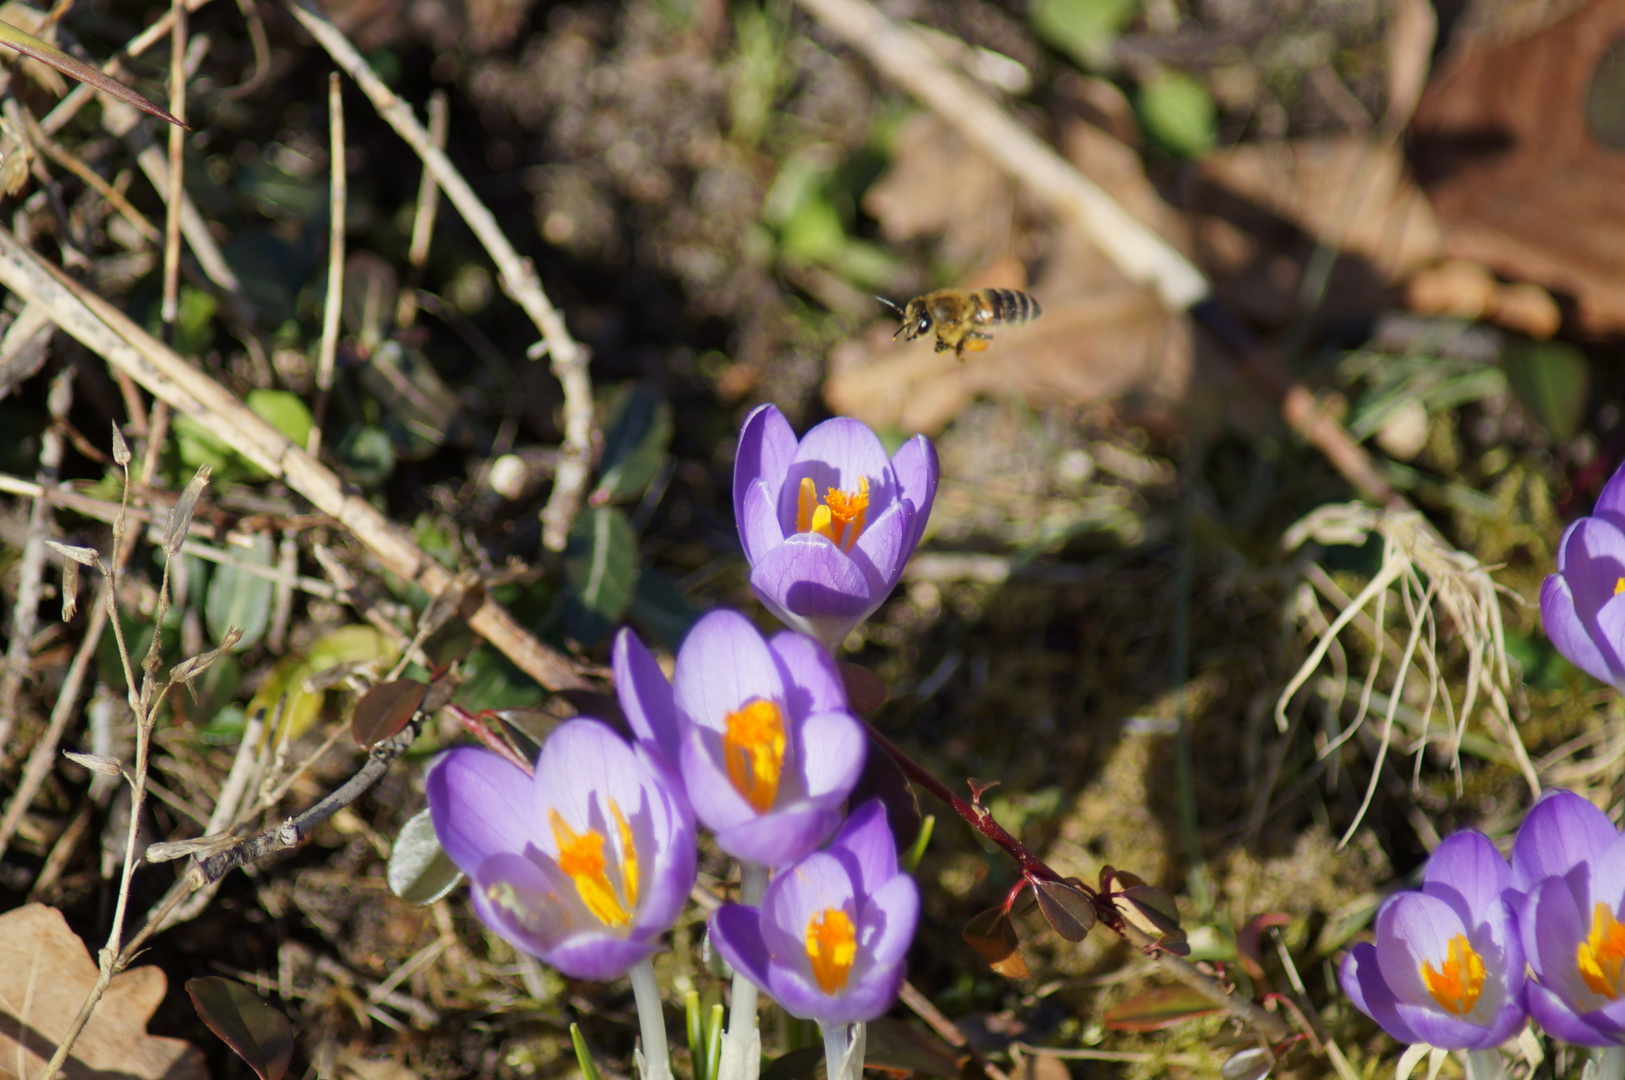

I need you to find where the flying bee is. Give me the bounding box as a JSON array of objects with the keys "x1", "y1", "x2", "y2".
[{"x1": 878, "y1": 288, "x2": 1042, "y2": 359}]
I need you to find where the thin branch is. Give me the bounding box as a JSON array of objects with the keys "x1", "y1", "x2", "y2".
[
  {"x1": 396, "y1": 88, "x2": 447, "y2": 329},
  {"x1": 160, "y1": 0, "x2": 187, "y2": 328},
  {"x1": 310, "y1": 71, "x2": 344, "y2": 456},
  {"x1": 282, "y1": 0, "x2": 593, "y2": 551}
]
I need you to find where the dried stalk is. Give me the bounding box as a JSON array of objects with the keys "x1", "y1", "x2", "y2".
[
  {"x1": 282, "y1": 0, "x2": 593, "y2": 551},
  {"x1": 310, "y1": 71, "x2": 344, "y2": 456},
  {"x1": 396, "y1": 89, "x2": 447, "y2": 329},
  {"x1": 160, "y1": 0, "x2": 187, "y2": 327},
  {"x1": 0, "y1": 223, "x2": 591, "y2": 691}
]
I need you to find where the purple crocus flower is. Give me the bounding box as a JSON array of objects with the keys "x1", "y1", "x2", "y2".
[
  {"x1": 708, "y1": 800, "x2": 919, "y2": 1024},
  {"x1": 1511, "y1": 789, "x2": 1625, "y2": 1045},
  {"x1": 427, "y1": 719, "x2": 696, "y2": 980},
  {"x1": 1340, "y1": 830, "x2": 1527, "y2": 1050},
  {"x1": 1542, "y1": 463, "x2": 1625, "y2": 688},
  {"x1": 734, "y1": 405, "x2": 939, "y2": 649},
  {"x1": 673, "y1": 609, "x2": 867, "y2": 866}
]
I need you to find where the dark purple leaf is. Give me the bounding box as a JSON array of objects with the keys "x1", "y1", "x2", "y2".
[
  {"x1": 352, "y1": 679, "x2": 425, "y2": 749},
  {"x1": 186, "y1": 977, "x2": 294, "y2": 1080}
]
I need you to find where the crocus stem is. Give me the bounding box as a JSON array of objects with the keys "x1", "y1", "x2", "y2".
[
  {"x1": 1598, "y1": 1046, "x2": 1625, "y2": 1080},
  {"x1": 727, "y1": 861, "x2": 771, "y2": 1038},
  {"x1": 820, "y1": 1022, "x2": 852, "y2": 1080},
  {"x1": 1462, "y1": 1048, "x2": 1503, "y2": 1080},
  {"x1": 629, "y1": 957, "x2": 673, "y2": 1080}
]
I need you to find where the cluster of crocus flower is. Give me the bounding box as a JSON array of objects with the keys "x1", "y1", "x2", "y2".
[
  {"x1": 1541, "y1": 461, "x2": 1625, "y2": 690},
  {"x1": 1342, "y1": 790, "x2": 1625, "y2": 1080},
  {"x1": 429, "y1": 406, "x2": 933, "y2": 1080}
]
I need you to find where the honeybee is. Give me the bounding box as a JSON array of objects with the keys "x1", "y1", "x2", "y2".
[{"x1": 878, "y1": 288, "x2": 1042, "y2": 358}]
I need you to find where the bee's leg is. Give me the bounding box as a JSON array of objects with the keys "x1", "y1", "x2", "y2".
[{"x1": 934, "y1": 339, "x2": 950, "y2": 352}]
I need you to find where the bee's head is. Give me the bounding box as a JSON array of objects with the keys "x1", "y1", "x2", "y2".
[{"x1": 898, "y1": 299, "x2": 931, "y2": 341}]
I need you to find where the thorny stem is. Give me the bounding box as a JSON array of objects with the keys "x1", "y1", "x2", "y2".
[{"x1": 861, "y1": 720, "x2": 1292, "y2": 1044}]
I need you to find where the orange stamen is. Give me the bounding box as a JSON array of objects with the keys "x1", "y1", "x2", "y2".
[
  {"x1": 793, "y1": 475, "x2": 871, "y2": 551},
  {"x1": 1579, "y1": 902, "x2": 1625, "y2": 999},
  {"x1": 1420, "y1": 934, "x2": 1487, "y2": 1015},
  {"x1": 805, "y1": 908, "x2": 857, "y2": 994},
  {"x1": 723, "y1": 698, "x2": 786, "y2": 813},
  {"x1": 550, "y1": 808, "x2": 633, "y2": 927}
]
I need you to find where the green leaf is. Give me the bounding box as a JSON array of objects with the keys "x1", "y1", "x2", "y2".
[
  {"x1": 1501, "y1": 338, "x2": 1588, "y2": 440},
  {"x1": 0, "y1": 18, "x2": 185, "y2": 128},
  {"x1": 205, "y1": 533, "x2": 273, "y2": 651},
  {"x1": 593, "y1": 383, "x2": 673, "y2": 503},
  {"x1": 336, "y1": 424, "x2": 395, "y2": 489},
  {"x1": 1030, "y1": 0, "x2": 1139, "y2": 71},
  {"x1": 387, "y1": 807, "x2": 464, "y2": 905},
  {"x1": 247, "y1": 389, "x2": 314, "y2": 448},
  {"x1": 627, "y1": 568, "x2": 704, "y2": 648},
  {"x1": 564, "y1": 506, "x2": 640, "y2": 647},
  {"x1": 186, "y1": 977, "x2": 294, "y2": 1080},
  {"x1": 1136, "y1": 71, "x2": 1216, "y2": 158},
  {"x1": 1102, "y1": 985, "x2": 1221, "y2": 1032}
]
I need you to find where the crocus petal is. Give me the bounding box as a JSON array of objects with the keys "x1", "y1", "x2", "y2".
[
  {"x1": 613, "y1": 628, "x2": 681, "y2": 765},
  {"x1": 1512, "y1": 789, "x2": 1618, "y2": 894},
  {"x1": 778, "y1": 418, "x2": 899, "y2": 533},
  {"x1": 857, "y1": 873, "x2": 920, "y2": 970},
  {"x1": 547, "y1": 934, "x2": 665, "y2": 982},
  {"x1": 830, "y1": 800, "x2": 901, "y2": 899},
  {"x1": 889, "y1": 434, "x2": 939, "y2": 554},
  {"x1": 1522, "y1": 877, "x2": 1592, "y2": 1002},
  {"x1": 1596, "y1": 462, "x2": 1625, "y2": 531},
  {"x1": 534, "y1": 721, "x2": 654, "y2": 851},
  {"x1": 848, "y1": 499, "x2": 912, "y2": 594},
  {"x1": 427, "y1": 747, "x2": 547, "y2": 872},
  {"x1": 468, "y1": 851, "x2": 582, "y2": 957},
  {"x1": 680, "y1": 724, "x2": 759, "y2": 832},
  {"x1": 1422, "y1": 831, "x2": 1511, "y2": 924},
  {"x1": 1527, "y1": 980, "x2": 1625, "y2": 1047},
  {"x1": 673, "y1": 610, "x2": 785, "y2": 733},
  {"x1": 735, "y1": 404, "x2": 798, "y2": 532},
  {"x1": 768, "y1": 961, "x2": 904, "y2": 1025},
  {"x1": 1341, "y1": 942, "x2": 1423, "y2": 1045},
  {"x1": 750, "y1": 533, "x2": 872, "y2": 645},
  {"x1": 1375, "y1": 890, "x2": 1520, "y2": 1043},
  {"x1": 710, "y1": 903, "x2": 774, "y2": 988},
  {"x1": 769, "y1": 630, "x2": 850, "y2": 719},
  {"x1": 741, "y1": 478, "x2": 786, "y2": 566},
  {"x1": 713, "y1": 802, "x2": 849, "y2": 866},
  {"x1": 799, "y1": 710, "x2": 867, "y2": 800},
  {"x1": 1543, "y1": 574, "x2": 1621, "y2": 687}
]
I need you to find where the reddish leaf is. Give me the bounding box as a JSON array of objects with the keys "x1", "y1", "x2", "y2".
[
  {"x1": 863, "y1": 1016, "x2": 964, "y2": 1078},
  {"x1": 351, "y1": 679, "x2": 425, "y2": 748},
  {"x1": 838, "y1": 661, "x2": 888, "y2": 714},
  {"x1": 963, "y1": 906, "x2": 1029, "y2": 978},
  {"x1": 1033, "y1": 879, "x2": 1097, "y2": 942},
  {"x1": 1236, "y1": 912, "x2": 1292, "y2": 981},
  {"x1": 1102, "y1": 985, "x2": 1221, "y2": 1032},
  {"x1": 848, "y1": 736, "x2": 922, "y2": 854},
  {"x1": 185, "y1": 977, "x2": 294, "y2": 1080}
]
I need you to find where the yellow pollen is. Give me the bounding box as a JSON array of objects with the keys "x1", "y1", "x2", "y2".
[
  {"x1": 608, "y1": 798, "x2": 639, "y2": 910},
  {"x1": 794, "y1": 476, "x2": 870, "y2": 551},
  {"x1": 805, "y1": 907, "x2": 857, "y2": 995},
  {"x1": 550, "y1": 808, "x2": 633, "y2": 927},
  {"x1": 1616, "y1": 577, "x2": 1625, "y2": 596},
  {"x1": 723, "y1": 698, "x2": 786, "y2": 813},
  {"x1": 1419, "y1": 934, "x2": 1487, "y2": 1015},
  {"x1": 1579, "y1": 902, "x2": 1625, "y2": 999}
]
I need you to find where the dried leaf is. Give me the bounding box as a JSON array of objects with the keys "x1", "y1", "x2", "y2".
[
  {"x1": 60, "y1": 557, "x2": 78, "y2": 621},
  {"x1": 164, "y1": 464, "x2": 212, "y2": 556},
  {"x1": 186, "y1": 976, "x2": 294, "y2": 1080},
  {"x1": 46, "y1": 540, "x2": 99, "y2": 565},
  {"x1": 0, "y1": 904, "x2": 207, "y2": 1080},
  {"x1": 63, "y1": 750, "x2": 122, "y2": 776},
  {"x1": 168, "y1": 627, "x2": 244, "y2": 700},
  {"x1": 352, "y1": 678, "x2": 426, "y2": 749},
  {"x1": 1410, "y1": 1, "x2": 1625, "y2": 333},
  {"x1": 962, "y1": 906, "x2": 1029, "y2": 978}
]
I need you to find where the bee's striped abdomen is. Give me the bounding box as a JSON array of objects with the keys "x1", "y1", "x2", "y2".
[{"x1": 981, "y1": 289, "x2": 1042, "y2": 327}]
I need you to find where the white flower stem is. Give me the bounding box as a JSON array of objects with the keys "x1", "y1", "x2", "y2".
[
  {"x1": 1598, "y1": 1045, "x2": 1625, "y2": 1080},
  {"x1": 728, "y1": 861, "x2": 771, "y2": 1038},
  {"x1": 1461, "y1": 1047, "x2": 1503, "y2": 1080},
  {"x1": 821, "y1": 1022, "x2": 853, "y2": 1080},
  {"x1": 629, "y1": 957, "x2": 673, "y2": 1080}
]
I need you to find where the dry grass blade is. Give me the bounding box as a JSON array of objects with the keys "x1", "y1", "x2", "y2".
[
  {"x1": 0, "y1": 19, "x2": 186, "y2": 128},
  {"x1": 1278, "y1": 502, "x2": 1537, "y2": 843},
  {"x1": 45, "y1": 540, "x2": 100, "y2": 565},
  {"x1": 168, "y1": 627, "x2": 243, "y2": 696}
]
